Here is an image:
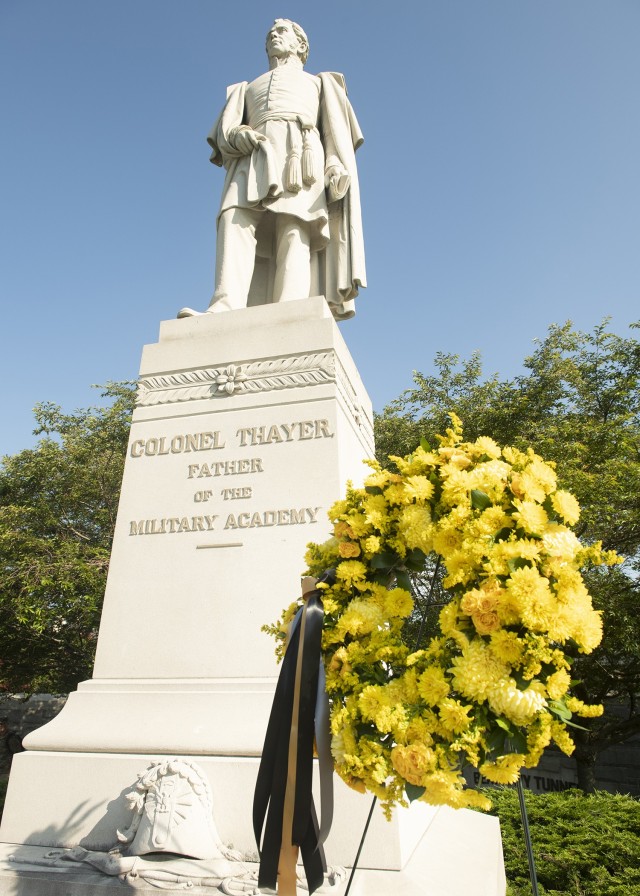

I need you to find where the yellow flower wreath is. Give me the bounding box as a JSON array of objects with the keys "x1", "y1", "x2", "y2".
[{"x1": 266, "y1": 416, "x2": 619, "y2": 815}]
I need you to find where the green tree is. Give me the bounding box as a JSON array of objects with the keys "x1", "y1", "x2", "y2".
[
  {"x1": 0, "y1": 382, "x2": 135, "y2": 693},
  {"x1": 376, "y1": 321, "x2": 640, "y2": 792}
]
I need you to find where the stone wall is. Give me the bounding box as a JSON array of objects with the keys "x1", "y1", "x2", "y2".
[{"x1": 0, "y1": 694, "x2": 67, "y2": 739}]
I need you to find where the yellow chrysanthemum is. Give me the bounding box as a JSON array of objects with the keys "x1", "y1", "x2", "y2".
[
  {"x1": 363, "y1": 493, "x2": 390, "y2": 530},
  {"x1": 432, "y1": 523, "x2": 464, "y2": 557},
  {"x1": 473, "y1": 436, "x2": 502, "y2": 459},
  {"x1": 440, "y1": 467, "x2": 472, "y2": 507},
  {"x1": 417, "y1": 666, "x2": 450, "y2": 706},
  {"x1": 488, "y1": 679, "x2": 547, "y2": 726},
  {"x1": 551, "y1": 489, "x2": 580, "y2": 525},
  {"x1": 489, "y1": 629, "x2": 525, "y2": 666},
  {"x1": 382, "y1": 587, "x2": 414, "y2": 619},
  {"x1": 542, "y1": 524, "x2": 581, "y2": 561},
  {"x1": 480, "y1": 753, "x2": 526, "y2": 785},
  {"x1": 511, "y1": 471, "x2": 546, "y2": 504},
  {"x1": 449, "y1": 640, "x2": 509, "y2": 702},
  {"x1": 419, "y1": 768, "x2": 468, "y2": 806},
  {"x1": 346, "y1": 513, "x2": 370, "y2": 538},
  {"x1": 404, "y1": 475, "x2": 435, "y2": 503},
  {"x1": 362, "y1": 534, "x2": 382, "y2": 555},
  {"x1": 364, "y1": 469, "x2": 395, "y2": 490},
  {"x1": 502, "y1": 445, "x2": 528, "y2": 466},
  {"x1": 384, "y1": 483, "x2": 410, "y2": 505},
  {"x1": 398, "y1": 505, "x2": 433, "y2": 553},
  {"x1": 512, "y1": 500, "x2": 549, "y2": 536},
  {"x1": 505, "y1": 566, "x2": 556, "y2": 631},
  {"x1": 472, "y1": 506, "x2": 513, "y2": 538},
  {"x1": 527, "y1": 458, "x2": 558, "y2": 494},
  {"x1": 336, "y1": 560, "x2": 368, "y2": 587},
  {"x1": 567, "y1": 604, "x2": 603, "y2": 653},
  {"x1": 438, "y1": 698, "x2": 473, "y2": 734},
  {"x1": 468, "y1": 459, "x2": 510, "y2": 499},
  {"x1": 404, "y1": 716, "x2": 436, "y2": 746},
  {"x1": 336, "y1": 599, "x2": 384, "y2": 638}
]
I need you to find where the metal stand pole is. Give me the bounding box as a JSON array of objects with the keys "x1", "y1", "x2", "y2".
[
  {"x1": 516, "y1": 778, "x2": 540, "y2": 896},
  {"x1": 343, "y1": 796, "x2": 377, "y2": 896}
]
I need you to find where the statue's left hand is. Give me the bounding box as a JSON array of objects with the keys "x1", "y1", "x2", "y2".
[
  {"x1": 325, "y1": 165, "x2": 350, "y2": 202},
  {"x1": 325, "y1": 164, "x2": 347, "y2": 185}
]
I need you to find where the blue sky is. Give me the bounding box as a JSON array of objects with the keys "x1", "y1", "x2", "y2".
[{"x1": 1, "y1": 0, "x2": 639, "y2": 458}]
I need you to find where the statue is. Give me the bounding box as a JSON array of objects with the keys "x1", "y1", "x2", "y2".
[{"x1": 178, "y1": 19, "x2": 366, "y2": 322}]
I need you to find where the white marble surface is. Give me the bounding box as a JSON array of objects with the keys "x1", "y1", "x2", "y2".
[
  {"x1": 0, "y1": 299, "x2": 504, "y2": 894},
  {"x1": 20, "y1": 299, "x2": 373, "y2": 759}
]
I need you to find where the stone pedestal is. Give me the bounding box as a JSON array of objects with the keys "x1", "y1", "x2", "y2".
[
  {"x1": 0, "y1": 298, "x2": 505, "y2": 894},
  {"x1": 12, "y1": 298, "x2": 374, "y2": 762}
]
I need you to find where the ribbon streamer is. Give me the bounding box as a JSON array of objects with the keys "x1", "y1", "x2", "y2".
[{"x1": 253, "y1": 569, "x2": 336, "y2": 895}]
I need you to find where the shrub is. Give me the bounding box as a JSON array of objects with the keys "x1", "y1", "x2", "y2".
[{"x1": 487, "y1": 788, "x2": 640, "y2": 895}]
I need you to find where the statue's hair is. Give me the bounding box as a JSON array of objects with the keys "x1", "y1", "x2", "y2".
[{"x1": 266, "y1": 19, "x2": 309, "y2": 64}]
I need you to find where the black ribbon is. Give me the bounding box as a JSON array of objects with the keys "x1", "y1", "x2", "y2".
[{"x1": 253, "y1": 569, "x2": 336, "y2": 895}]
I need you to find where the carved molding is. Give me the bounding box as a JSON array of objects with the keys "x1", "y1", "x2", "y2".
[{"x1": 137, "y1": 353, "x2": 336, "y2": 406}]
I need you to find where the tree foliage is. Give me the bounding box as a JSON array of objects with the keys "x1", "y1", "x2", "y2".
[
  {"x1": 0, "y1": 383, "x2": 135, "y2": 693},
  {"x1": 376, "y1": 321, "x2": 640, "y2": 789}
]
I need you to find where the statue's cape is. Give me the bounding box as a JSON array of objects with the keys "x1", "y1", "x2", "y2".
[{"x1": 207, "y1": 72, "x2": 366, "y2": 320}]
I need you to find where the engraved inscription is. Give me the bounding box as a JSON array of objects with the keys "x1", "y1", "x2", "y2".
[
  {"x1": 126, "y1": 417, "x2": 333, "y2": 541},
  {"x1": 130, "y1": 516, "x2": 219, "y2": 535},
  {"x1": 131, "y1": 431, "x2": 225, "y2": 457},
  {"x1": 221, "y1": 488, "x2": 252, "y2": 500},
  {"x1": 129, "y1": 507, "x2": 321, "y2": 535},
  {"x1": 224, "y1": 507, "x2": 321, "y2": 529},
  {"x1": 187, "y1": 458, "x2": 264, "y2": 478},
  {"x1": 236, "y1": 420, "x2": 333, "y2": 446}
]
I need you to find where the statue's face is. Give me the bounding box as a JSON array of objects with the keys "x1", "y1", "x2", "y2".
[{"x1": 266, "y1": 19, "x2": 302, "y2": 61}]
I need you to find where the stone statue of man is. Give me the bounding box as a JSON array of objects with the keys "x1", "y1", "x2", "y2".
[{"x1": 179, "y1": 19, "x2": 366, "y2": 322}]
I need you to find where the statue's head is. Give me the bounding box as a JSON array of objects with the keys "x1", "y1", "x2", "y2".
[{"x1": 266, "y1": 19, "x2": 309, "y2": 65}]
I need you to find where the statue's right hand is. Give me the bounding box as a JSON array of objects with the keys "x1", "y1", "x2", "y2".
[{"x1": 232, "y1": 127, "x2": 266, "y2": 155}]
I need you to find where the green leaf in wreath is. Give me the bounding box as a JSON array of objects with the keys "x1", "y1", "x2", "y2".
[
  {"x1": 405, "y1": 783, "x2": 426, "y2": 802},
  {"x1": 365, "y1": 486, "x2": 383, "y2": 495},
  {"x1": 495, "y1": 717, "x2": 512, "y2": 733},
  {"x1": 563, "y1": 718, "x2": 590, "y2": 732},
  {"x1": 507, "y1": 731, "x2": 528, "y2": 754},
  {"x1": 404, "y1": 548, "x2": 427, "y2": 571},
  {"x1": 419, "y1": 438, "x2": 431, "y2": 452},
  {"x1": 371, "y1": 551, "x2": 399, "y2": 570},
  {"x1": 549, "y1": 700, "x2": 572, "y2": 722},
  {"x1": 471, "y1": 489, "x2": 492, "y2": 510},
  {"x1": 494, "y1": 527, "x2": 512, "y2": 543},
  {"x1": 507, "y1": 557, "x2": 531, "y2": 573},
  {"x1": 395, "y1": 570, "x2": 413, "y2": 594},
  {"x1": 486, "y1": 729, "x2": 507, "y2": 756}
]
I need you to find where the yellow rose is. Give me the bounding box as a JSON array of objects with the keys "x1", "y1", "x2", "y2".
[{"x1": 391, "y1": 743, "x2": 436, "y2": 786}]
